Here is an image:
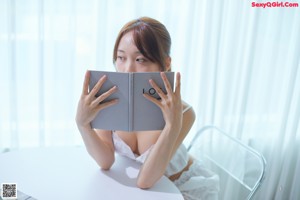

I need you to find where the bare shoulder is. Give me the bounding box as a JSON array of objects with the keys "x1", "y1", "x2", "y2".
[
  {"x1": 182, "y1": 100, "x2": 194, "y2": 114},
  {"x1": 181, "y1": 100, "x2": 195, "y2": 126},
  {"x1": 182, "y1": 100, "x2": 190, "y2": 110}
]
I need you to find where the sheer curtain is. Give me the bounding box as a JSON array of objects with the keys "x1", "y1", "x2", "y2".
[{"x1": 0, "y1": 0, "x2": 299, "y2": 199}]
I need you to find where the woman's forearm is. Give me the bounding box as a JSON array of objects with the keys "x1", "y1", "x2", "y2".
[
  {"x1": 78, "y1": 125, "x2": 115, "y2": 170},
  {"x1": 137, "y1": 125, "x2": 180, "y2": 188}
]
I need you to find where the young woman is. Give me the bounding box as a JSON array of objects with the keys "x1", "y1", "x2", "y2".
[{"x1": 76, "y1": 17, "x2": 219, "y2": 200}]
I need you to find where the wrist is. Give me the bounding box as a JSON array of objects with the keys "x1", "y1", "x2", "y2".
[
  {"x1": 163, "y1": 123, "x2": 181, "y2": 136},
  {"x1": 77, "y1": 123, "x2": 93, "y2": 133}
]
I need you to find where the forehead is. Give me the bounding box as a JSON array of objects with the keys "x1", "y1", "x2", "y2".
[
  {"x1": 121, "y1": 31, "x2": 134, "y2": 43},
  {"x1": 118, "y1": 31, "x2": 136, "y2": 49}
]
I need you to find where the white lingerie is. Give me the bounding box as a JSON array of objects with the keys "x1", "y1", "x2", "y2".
[{"x1": 112, "y1": 105, "x2": 219, "y2": 200}]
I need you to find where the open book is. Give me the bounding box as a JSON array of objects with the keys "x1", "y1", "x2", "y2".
[{"x1": 89, "y1": 71, "x2": 174, "y2": 131}]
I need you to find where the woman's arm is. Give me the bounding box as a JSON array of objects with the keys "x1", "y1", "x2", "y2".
[
  {"x1": 77, "y1": 127, "x2": 115, "y2": 170},
  {"x1": 76, "y1": 71, "x2": 118, "y2": 170},
  {"x1": 137, "y1": 108, "x2": 195, "y2": 189},
  {"x1": 170, "y1": 105, "x2": 195, "y2": 157},
  {"x1": 137, "y1": 72, "x2": 195, "y2": 188}
]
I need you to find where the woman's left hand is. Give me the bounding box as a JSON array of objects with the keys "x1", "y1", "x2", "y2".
[{"x1": 143, "y1": 72, "x2": 183, "y2": 132}]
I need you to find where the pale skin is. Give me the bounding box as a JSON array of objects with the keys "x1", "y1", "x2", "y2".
[{"x1": 76, "y1": 31, "x2": 195, "y2": 189}]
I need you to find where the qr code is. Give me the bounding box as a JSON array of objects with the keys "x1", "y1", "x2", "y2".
[{"x1": 1, "y1": 183, "x2": 17, "y2": 200}]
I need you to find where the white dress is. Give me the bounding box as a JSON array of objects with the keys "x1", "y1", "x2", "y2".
[{"x1": 112, "y1": 107, "x2": 220, "y2": 200}]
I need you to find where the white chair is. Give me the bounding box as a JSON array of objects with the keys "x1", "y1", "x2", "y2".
[{"x1": 187, "y1": 126, "x2": 266, "y2": 200}]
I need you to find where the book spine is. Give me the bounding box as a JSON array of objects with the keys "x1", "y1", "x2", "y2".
[{"x1": 129, "y1": 73, "x2": 133, "y2": 131}]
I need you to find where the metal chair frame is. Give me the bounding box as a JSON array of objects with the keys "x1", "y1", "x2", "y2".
[{"x1": 187, "y1": 125, "x2": 266, "y2": 200}]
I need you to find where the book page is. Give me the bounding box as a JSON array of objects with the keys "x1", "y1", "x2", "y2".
[
  {"x1": 132, "y1": 72, "x2": 174, "y2": 131},
  {"x1": 89, "y1": 71, "x2": 130, "y2": 131}
]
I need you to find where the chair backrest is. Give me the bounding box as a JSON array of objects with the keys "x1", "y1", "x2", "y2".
[{"x1": 187, "y1": 126, "x2": 266, "y2": 200}]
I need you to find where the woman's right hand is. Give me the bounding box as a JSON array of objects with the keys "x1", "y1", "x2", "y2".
[{"x1": 75, "y1": 71, "x2": 118, "y2": 129}]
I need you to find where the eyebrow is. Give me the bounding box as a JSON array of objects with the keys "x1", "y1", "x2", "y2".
[{"x1": 117, "y1": 49, "x2": 142, "y2": 55}]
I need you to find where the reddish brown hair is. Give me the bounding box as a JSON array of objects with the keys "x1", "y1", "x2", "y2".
[{"x1": 113, "y1": 17, "x2": 171, "y2": 71}]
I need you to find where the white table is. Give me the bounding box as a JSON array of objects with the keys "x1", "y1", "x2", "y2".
[{"x1": 0, "y1": 147, "x2": 183, "y2": 200}]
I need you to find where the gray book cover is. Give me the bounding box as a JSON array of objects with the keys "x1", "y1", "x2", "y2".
[{"x1": 89, "y1": 71, "x2": 174, "y2": 131}]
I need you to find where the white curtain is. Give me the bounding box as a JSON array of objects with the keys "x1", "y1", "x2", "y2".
[{"x1": 0, "y1": 0, "x2": 299, "y2": 199}]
